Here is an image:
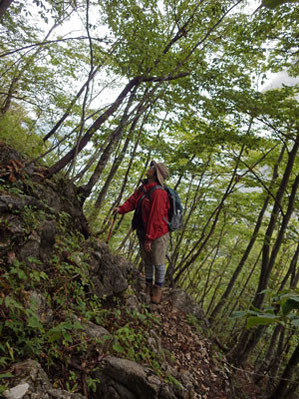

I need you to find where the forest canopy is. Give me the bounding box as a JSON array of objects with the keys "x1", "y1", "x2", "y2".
[{"x1": 0, "y1": 0, "x2": 298, "y2": 398}]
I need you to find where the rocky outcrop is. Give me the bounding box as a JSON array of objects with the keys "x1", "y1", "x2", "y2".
[
  {"x1": 2, "y1": 360, "x2": 86, "y2": 399},
  {"x1": 94, "y1": 356, "x2": 193, "y2": 399},
  {"x1": 0, "y1": 144, "x2": 133, "y2": 299}
]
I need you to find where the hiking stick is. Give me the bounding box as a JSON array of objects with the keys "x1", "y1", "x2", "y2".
[{"x1": 106, "y1": 214, "x2": 117, "y2": 244}]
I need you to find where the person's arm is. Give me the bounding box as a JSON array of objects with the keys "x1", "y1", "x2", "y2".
[{"x1": 114, "y1": 187, "x2": 143, "y2": 214}]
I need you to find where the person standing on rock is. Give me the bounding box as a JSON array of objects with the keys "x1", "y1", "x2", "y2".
[{"x1": 113, "y1": 161, "x2": 170, "y2": 304}]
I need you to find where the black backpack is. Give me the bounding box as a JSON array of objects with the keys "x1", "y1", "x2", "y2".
[{"x1": 132, "y1": 185, "x2": 183, "y2": 233}]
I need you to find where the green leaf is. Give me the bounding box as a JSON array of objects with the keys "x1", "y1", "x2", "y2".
[
  {"x1": 230, "y1": 311, "x2": 247, "y2": 319},
  {"x1": 112, "y1": 343, "x2": 125, "y2": 353},
  {"x1": 27, "y1": 316, "x2": 43, "y2": 330},
  {"x1": 246, "y1": 314, "x2": 279, "y2": 328},
  {"x1": 0, "y1": 373, "x2": 13, "y2": 378}
]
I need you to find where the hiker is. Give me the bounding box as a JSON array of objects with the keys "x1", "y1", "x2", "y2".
[{"x1": 113, "y1": 161, "x2": 170, "y2": 304}]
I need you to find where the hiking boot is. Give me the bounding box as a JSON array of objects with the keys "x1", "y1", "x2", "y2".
[
  {"x1": 145, "y1": 283, "x2": 152, "y2": 304},
  {"x1": 145, "y1": 283, "x2": 152, "y2": 296},
  {"x1": 151, "y1": 285, "x2": 162, "y2": 304}
]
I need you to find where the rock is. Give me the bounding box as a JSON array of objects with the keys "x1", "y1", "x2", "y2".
[
  {"x1": 7, "y1": 360, "x2": 86, "y2": 399},
  {"x1": 0, "y1": 194, "x2": 44, "y2": 213},
  {"x1": 125, "y1": 294, "x2": 140, "y2": 312},
  {"x1": 39, "y1": 219, "x2": 57, "y2": 260},
  {"x1": 3, "y1": 383, "x2": 29, "y2": 399},
  {"x1": 89, "y1": 248, "x2": 134, "y2": 298},
  {"x1": 97, "y1": 356, "x2": 161, "y2": 399},
  {"x1": 27, "y1": 291, "x2": 53, "y2": 324},
  {"x1": 81, "y1": 320, "x2": 112, "y2": 342},
  {"x1": 94, "y1": 356, "x2": 192, "y2": 399},
  {"x1": 169, "y1": 289, "x2": 209, "y2": 329},
  {"x1": 19, "y1": 230, "x2": 41, "y2": 261}
]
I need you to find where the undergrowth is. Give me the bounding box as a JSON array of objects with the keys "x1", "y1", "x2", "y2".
[{"x1": 0, "y1": 195, "x2": 168, "y2": 395}]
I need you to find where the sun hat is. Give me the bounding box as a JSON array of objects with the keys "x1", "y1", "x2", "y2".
[{"x1": 150, "y1": 160, "x2": 169, "y2": 186}]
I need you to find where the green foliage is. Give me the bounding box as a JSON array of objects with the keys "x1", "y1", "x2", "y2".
[
  {"x1": 262, "y1": 0, "x2": 299, "y2": 9},
  {"x1": 0, "y1": 107, "x2": 47, "y2": 160},
  {"x1": 231, "y1": 290, "x2": 299, "y2": 329}
]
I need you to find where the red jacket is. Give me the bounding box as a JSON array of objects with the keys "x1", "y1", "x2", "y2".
[{"x1": 118, "y1": 181, "x2": 169, "y2": 242}]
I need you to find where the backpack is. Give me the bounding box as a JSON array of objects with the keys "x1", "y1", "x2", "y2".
[{"x1": 132, "y1": 184, "x2": 183, "y2": 233}]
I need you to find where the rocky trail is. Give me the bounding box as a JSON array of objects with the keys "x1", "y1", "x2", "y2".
[{"x1": 0, "y1": 143, "x2": 263, "y2": 399}]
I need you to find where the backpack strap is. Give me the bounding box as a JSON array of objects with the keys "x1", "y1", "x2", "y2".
[{"x1": 146, "y1": 184, "x2": 165, "y2": 200}]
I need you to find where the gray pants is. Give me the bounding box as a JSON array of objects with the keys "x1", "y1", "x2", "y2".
[{"x1": 138, "y1": 232, "x2": 169, "y2": 286}]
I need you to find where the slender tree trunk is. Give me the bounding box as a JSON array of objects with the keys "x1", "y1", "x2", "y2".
[
  {"x1": 47, "y1": 76, "x2": 141, "y2": 177},
  {"x1": 174, "y1": 146, "x2": 245, "y2": 284},
  {"x1": 254, "y1": 324, "x2": 282, "y2": 383},
  {"x1": 76, "y1": 84, "x2": 140, "y2": 199},
  {"x1": 199, "y1": 220, "x2": 226, "y2": 308},
  {"x1": 43, "y1": 65, "x2": 102, "y2": 142},
  {"x1": 228, "y1": 249, "x2": 262, "y2": 318},
  {"x1": 254, "y1": 136, "x2": 298, "y2": 309},
  {"x1": 206, "y1": 236, "x2": 240, "y2": 315},
  {"x1": 254, "y1": 170, "x2": 299, "y2": 309},
  {"x1": 228, "y1": 167, "x2": 299, "y2": 365},
  {"x1": 93, "y1": 131, "x2": 132, "y2": 210},
  {"x1": 93, "y1": 95, "x2": 148, "y2": 210},
  {"x1": 166, "y1": 156, "x2": 210, "y2": 285},
  {"x1": 268, "y1": 344, "x2": 299, "y2": 399},
  {"x1": 209, "y1": 146, "x2": 285, "y2": 321}
]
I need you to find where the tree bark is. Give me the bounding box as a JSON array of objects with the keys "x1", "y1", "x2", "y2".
[
  {"x1": 0, "y1": 0, "x2": 13, "y2": 20},
  {"x1": 268, "y1": 344, "x2": 299, "y2": 399}
]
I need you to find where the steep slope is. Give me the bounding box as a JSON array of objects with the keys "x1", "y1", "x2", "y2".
[{"x1": 0, "y1": 143, "x2": 260, "y2": 399}]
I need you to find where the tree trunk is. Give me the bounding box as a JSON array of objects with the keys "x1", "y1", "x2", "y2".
[
  {"x1": 228, "y1": 168, "x2": 299, "y2": 365},
  {"x1": 0, "y1": 0, "x2": 13, "y2": 20},
  {"x1": 268, "y1": 344, "x2": 299, "y2": 399},
  {"x1": 166, "y1": 156, "x2": 209, "y2": 285},
  {"x1": 174, "y1": 146, "x2": 244, "y2": 284},
  {"x1": 47, "y1": 76, "x2": 141, "y2": 177},
  {"x1": 209, "y1": 145, "x2": 285, "y2": 321},
  {"x1": 93, "y1": 131, "x2": 132, "y2": 210},
  {"x1": 43, "y1": 64, "x2": 102, "y2": 142},
  {"x1": 254, "y1": 136, "x2": 298, "y2": 309}
]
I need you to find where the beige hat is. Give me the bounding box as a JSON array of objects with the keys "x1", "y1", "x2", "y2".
[{"x1": 150, "y1": 160, "x2": 169, "y2": 186}]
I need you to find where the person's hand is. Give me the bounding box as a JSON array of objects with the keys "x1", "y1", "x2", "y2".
[
  {"x1": 144, "y1": 241, "x2": 152, "y2": 252},
  {"x1": 112, "y1": 207, "x2": 121, "y2": 215}
]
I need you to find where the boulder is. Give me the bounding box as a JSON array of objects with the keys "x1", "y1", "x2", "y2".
[
  {"x1": 3, "y1": 360, "x2": 86, "y2": 399},
  {"x1": 94, "y1": 356, "x2": 192, "y2": 399}
]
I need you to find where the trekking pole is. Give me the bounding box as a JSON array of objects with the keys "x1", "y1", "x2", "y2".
[{"x1": 106, "y1": 214, "x2": 117, "y2": 244}]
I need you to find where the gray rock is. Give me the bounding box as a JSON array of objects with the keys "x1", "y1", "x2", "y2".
[
  {"x1": 81, "y1": 319, "x2": 112, "y2": 342},
  {"x1": 27, "y1": 291, "x2": 53, "y2": 324},
  {"x1": 39, "y1": 220, "x2": 57, "y2": 260},
  {"x1": 3, "y1": 383, "x2": 29, "y2": 399},
  {"x1": 125, "y1": 294, "x2": 140, "y2": 312},
  {"x1": 100, "y1": 356, "x2": 161, "y2": 399},
  {"x1": 0, "y1": 195, "x2": 44, "y2": 213},
  {"x1": 94, "y1": 356, "x2": 192, "y2": 399},
  {"x1": 90, "y1": 250, "x2": 133, "y2": 298},
  {"x1": 169, "y1": 289, "x2": 209, "y2": 329},
  {"x1": 19, "y1": 230, "x2": 41, "y2": 261},
  {"x1": 6, "y1": 360, "x2": 86, "y2": 399}
]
